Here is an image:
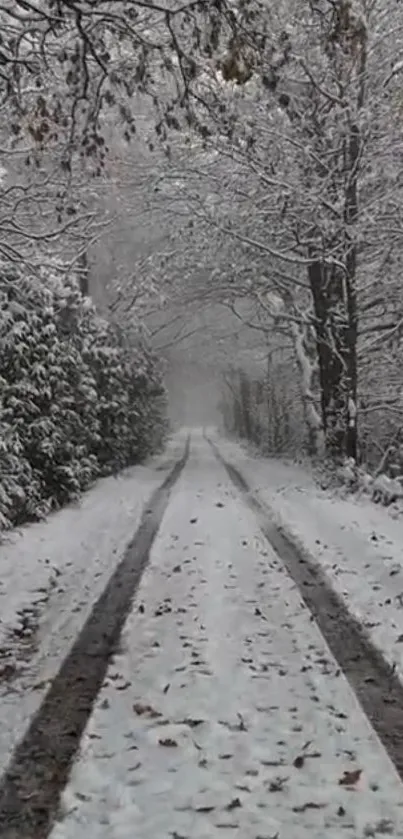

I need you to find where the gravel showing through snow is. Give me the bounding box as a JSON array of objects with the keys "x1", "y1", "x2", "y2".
[{"x1": 51, "y1": 436, "x2": 403, "y2": 839}]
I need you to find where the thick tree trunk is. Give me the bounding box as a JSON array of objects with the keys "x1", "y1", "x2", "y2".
[
  {"x1": 290, "y1": 320, "x2": 325, "y2": 457},
  {"x1": 308, "y1": 256, "x2": 358, "y2": 461}
]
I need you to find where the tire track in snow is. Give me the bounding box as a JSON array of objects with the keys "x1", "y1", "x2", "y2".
[
  {"x1": 0, "y1": 439, "x2": 190, "y2": 839},
  {"x1": 209, "y1": 435, "x2": 403, "y2": 782}
]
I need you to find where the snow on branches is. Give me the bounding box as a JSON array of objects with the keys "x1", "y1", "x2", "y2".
[{"x1": 0, "y1": 264, "x2": 168, "y2": 529}]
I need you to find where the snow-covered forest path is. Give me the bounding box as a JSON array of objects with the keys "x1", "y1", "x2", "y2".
[{"x1": 2, "y1": 432, "x2": 403, "y2": 838}]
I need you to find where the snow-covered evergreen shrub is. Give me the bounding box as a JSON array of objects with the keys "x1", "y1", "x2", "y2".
[{"x1": 0, "y1": 265, "x2": 168, "y2": 529}]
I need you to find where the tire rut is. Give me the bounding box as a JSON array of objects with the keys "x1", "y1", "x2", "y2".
[
  {"x1": 209, "y1": 436, "x2": 403, "y2": 783},
  {"x1": 0, "y1": 438, "x2": 190, "y2": 839}
]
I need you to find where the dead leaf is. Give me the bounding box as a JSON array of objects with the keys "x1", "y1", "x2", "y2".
[
  {"x1": 269, "y1": 776, "x2": 288, "y2": 792},
  {"x1": 116, "y1": 681, "x2": 132, "y2": 691},
  {"x1": 237, "y1": 712, "x2": 247, "y2": 731},
  {"x1": 292, "y1": 802, "x2": 326, "y2": 812},
  {"x1": 75, "y1": 791, "x2": 91, "y2": 802},
  {"x1": 261, "y1": 759, "x2": 284, "y2": 767},
  {"x1": 133, "y1": 702, "x2": 161, "y2": 719},
  {"x1": 195, "y1": 805, "x2": 214, "y2": 813},
  {"x1": 339, "y1": 768, "x2": 362, "y2": 787},
  {"x1": 226, "y1": 797, "x2": 242, "y2": 810},
  {"x1": 163, "y1": 683, "x2": 170, "y2": 694},
  {"x1": 159, "y1": 738, "x2": 178, "y2": 747},
  {"x1": 190, "y1": 518, "x2": 198, "y2": 524},
  {"x1": 32, "y1": 679, "x2": 49, "y2": 692},
  {"x1": 193, "y1": 739, "x2": 203, "y2": 751}
]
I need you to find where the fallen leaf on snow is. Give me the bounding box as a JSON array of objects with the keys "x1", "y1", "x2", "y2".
[
  {"x1": 363, "y1": 819, "x2": 394, "y2": 836},
  {"x1": 133, "y1": 702, "x2": 162, "y2": 719},
  {"x1": 292, "y1": 802, "x2": 327, "y2": 812},
  {"x1": 339, "y1": 768, "x2": 362, "y2": 787},
  {"x1": 181, "y1": 717, "x2": 204, "y2": 728},
  {"x1": 237, "y1": 712, "x2": 247, "y2": 731},
  {"x1": 215, "y1": 819, "x2": 239, "y2": 829},
  {"x1": 32, "y1": 679, "x2": 49, "y2": 691},
  {"x1": 268, "y1": 776, "x2": 289, "y2": 792},
  {"x1": 226, "y1": 797, "x2": 242, "y2": 810},
  {"x1": 75, "y1": 791, "x2": 91, "y2": 802},
  {"x1": 116, "y1": 681, "x2": 132, "y2": 691},
  {"x1": 261, "y1": 759, "x2": 285, "y2": 767},
  {"x1": 159, "y1": 737, "x2": 178, "y2": 747},
  {"x1": 218, "y1": 714, "x2": 247, "y2": 732}
]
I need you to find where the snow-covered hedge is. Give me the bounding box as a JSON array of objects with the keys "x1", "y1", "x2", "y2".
[{"x1": 0, "y1": 267, "x2": 168, "y2": 529}]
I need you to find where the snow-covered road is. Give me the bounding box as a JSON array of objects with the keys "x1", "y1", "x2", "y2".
[
  {"x1": 50, "y1": 435, "x2": 403, "y2": 839},
  {"x1": 0, "y1": 436, "x2": 185, "y2": 782}
]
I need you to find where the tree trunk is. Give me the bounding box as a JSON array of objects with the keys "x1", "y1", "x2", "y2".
[
  {"x1": 308, "y1": 256, "x2": 358, "y2": 461},
  {"x1": 239, "y1": 370, "x2": 252, "y2": 440},
  {"x1": 290, "y1": 319, "x2": 325, "y2": 457},
  {"x1": 78, "y1": 251, "x2": 89, "y2": 296}
]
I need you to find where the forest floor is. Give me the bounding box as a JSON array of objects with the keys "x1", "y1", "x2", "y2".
[{"x1": 1, "y1": 430, "x2": 403, "y2": 837}]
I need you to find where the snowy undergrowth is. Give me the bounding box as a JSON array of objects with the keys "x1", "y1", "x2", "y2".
[
  {"x1": 318, "y1": 457, "x2": 403, "y2": 508},
  {"x1": 51, "y1": 438, "x2": 403, "y2": 839},
  {"x1": 0, "y1": 434, "x2": 185, "y2": 777},
  {"x1": 216, "y1": 434, "x2": 403, "y2": 686}
]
